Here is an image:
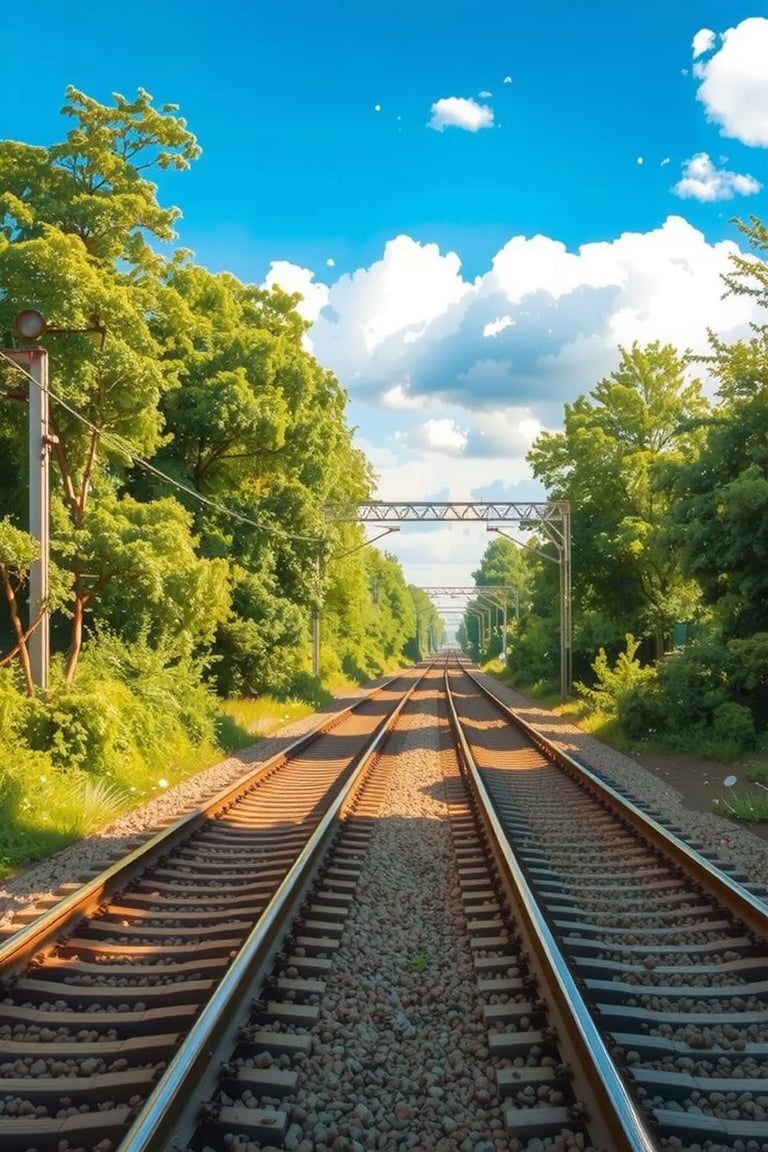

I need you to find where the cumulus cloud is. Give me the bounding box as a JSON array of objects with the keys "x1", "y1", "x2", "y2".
[
  {"x1": 298, "y1": 217, "x2": 758, "y2": 429},
  {"x1": 483, "y1": 316, "x2": 515, "y2": 338},
  {"x1": 692, "y1": 28, "x2": 716, "y2": 58},
  {"x1": 305, "y1": 234, "x2": 470, "y2": 378},
  {"x1": 694, "y1": 17, "x2": 768, "y2": 146},
  {"x1": 428, "y1": 96, "x2": 494, "y2": 132},
  {"x1": 396, "y1": 418, "x2": 467, "y2": 455},
  {"x1": 672, "y1": 152, "x2": 762, "y2": 201}
]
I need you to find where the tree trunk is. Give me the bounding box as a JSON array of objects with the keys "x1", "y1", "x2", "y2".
[
  {"x1": 65, "y1": 593, "x2": 85, "y2": 683},
  {"x1": 2, "y1": 573, "x2": 35, "y2": 697}
]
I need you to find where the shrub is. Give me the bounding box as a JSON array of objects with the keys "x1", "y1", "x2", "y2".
[
  {"x1": 712, "y1": 700, "x2": 755, "y2": 748},
  {"x1": 576, "y1": 635, "x2": 656, "y2": 716}
]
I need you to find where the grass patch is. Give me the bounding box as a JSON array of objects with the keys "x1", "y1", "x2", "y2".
[
  {"x1": 215, "y1": 697, "x2": 315, "y2": 751},
  {"x1": 745, "y1": 760, "x2": 768, "y2": 785},
  {"x1": 713, "y1": 788, "x2": 768, "y2": 823}
]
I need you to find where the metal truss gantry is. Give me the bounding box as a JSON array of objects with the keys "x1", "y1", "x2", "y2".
[
  {"x1": 420, "y1": 586, "x2": 518, "y2": 664},
  {"x1": 325, "y1": 501, "x2": 571, "y2": 698}
]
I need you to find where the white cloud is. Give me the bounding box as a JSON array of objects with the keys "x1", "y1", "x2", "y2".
[
  {"x1": 374, "y1": 104, "x2": 381, "y2": 112},
  {"x1": 503, "y1": 76, "x2": 512, "y2": 84},
  {"x1": 483, "y1": 316, "x2": 515, "y2": 338},
  {"x1": 428, "y1": 96, "x2": 494, "y2": 132},
  {"x1": 479, "y1": 89, "x2": 492, "y2": 98},
  {"x1": 397, "y1": 418, "x2": 467, "y2": 455},
  {"x1": 304, "y1": 234, "x2": 470, "y2": 377},
  {"x1": 326, "y1": 257, "x2": 335, "y2": 267},
  {"x1": 672, "y1": 152, "x2": 761, "y2": 201},
  {"x1": 692, "y1": 28, "x2": 716, "y2": 59},
  {"x1": 636, "y1": 156, "x2": 644, "y2": 165},
  {"x1": 660, "y1": 157, "x2": 671, "y2": 167},
  {"x1": 297, "y1": 217, "x2": 758, "y2": 426},
  {"x1": 380, "y1": 383, "x2": 428, "y2": 411},
  {"x1": 694, "y1": 17, "x2": 768, "y2": 146}
]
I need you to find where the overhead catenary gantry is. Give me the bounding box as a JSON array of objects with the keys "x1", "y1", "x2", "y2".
[
  {"x1": 325, "y1": 500, "x2": 571, "y2": 698},
  {"x1": 419, "y1": 586, "x2": 519, "y2": 664}
]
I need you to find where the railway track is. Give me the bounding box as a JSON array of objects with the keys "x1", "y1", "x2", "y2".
[
  {"x1": 0, "y1": 658, "x2": 766, "y2": 1151},
  {"x1": 448, "y1": 662, "x2": 768, "y2": 1152}
]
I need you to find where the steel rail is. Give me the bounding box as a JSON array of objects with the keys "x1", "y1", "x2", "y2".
[
  {"x1": 122, "y1": 664, "x2": 427, "y2": 1151},
  {"x1": 0, "y1": 670, "x2": 407, "y2": 974},
  {"x1": 444, "y1": 667, "x2": 658, "y2": 1152},
  {"x1": 463, "y1": 665, "x2": 768, "y2": 935}
]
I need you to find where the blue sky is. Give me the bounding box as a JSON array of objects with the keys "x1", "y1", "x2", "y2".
[{"x1": 2, "y1": 1, "x2": 767, "y2": 593}]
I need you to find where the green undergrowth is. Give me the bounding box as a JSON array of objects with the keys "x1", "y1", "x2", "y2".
[
  {"x1": 0, "y1": 637, "x2": 385, "y2": 880},
  {"x1": 714, "y1": 760, "x2": 768, "y2": 823},
  {"x1": 215, "y1": 697, "x2": 315, "y2": 751},
  {"x1": 713, "y1": 790, "x2": 768, "y2": 823},
  {"x1": 0, "y1": 651, "x2": 333, "y2": 880}
]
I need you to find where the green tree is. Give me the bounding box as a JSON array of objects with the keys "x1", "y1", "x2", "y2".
[
  {"x1": 669, "y1": 334, "x2": 768, "y2": 640},
  {"x1": 528, "y1": 341, "x2": 708, "y2": 659},
  {"x1": 0, "y1": 87, "x2": 200, "y2": 679},
  {"x1": 0, "y1": 520, "x2": 41, "y2": 695}
]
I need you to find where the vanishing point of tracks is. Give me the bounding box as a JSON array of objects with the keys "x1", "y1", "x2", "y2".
[{"x1": 1, "y1": 659, "x2": 767, "y2": 1152}]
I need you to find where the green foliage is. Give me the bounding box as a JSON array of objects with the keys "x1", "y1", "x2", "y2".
[
  {"x1": 504, "y1": 613, "x2": 559, "y2": 694},
  {"x1": 62, "y1": 778, "x2": 131, "y2": 837},
  {"x1": 213, "y1": 571, "x2": 307, "y2": 697},
  {"x1": 78, "y1": 631, "x2": 217, "y2": 747},
  {"x1": 575, "y1": 635, "x2": 656, "y2": 715},
  {"x1": 17, "y1": 635, "x2": 216, "y2": 773},
  {"x1": 713, "y1": 789, "x2": 768, "y2": 823},
  {"x1": 528, "y1": 341, "x2": 708, "y2": 658},
  {"x1": 0, "y1": 633, "x2": 224, "y2": 876},
  {"x1": 0, "y1": 86, "x2": 394, "y2": 702},
  {"x1": 746, "y1": 760, "x2": 768, "y2": 785},
  {"x1": 712, "y1": 701, "x2": 755, "y2": 747}
]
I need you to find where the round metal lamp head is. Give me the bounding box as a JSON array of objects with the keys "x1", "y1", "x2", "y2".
[{"x1": 14, "y1": 309, "x2": 47, "y2": 340}]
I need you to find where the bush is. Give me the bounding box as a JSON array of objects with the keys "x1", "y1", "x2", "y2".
[
  {"x1": 22, "y1": 686, "x2": 133, "y2": 774},
  {"x1": 506, "y1": 614, "x2": 559, "y2": 691},
  {"x1": 616, "y1": 675, "x2": 668, "y2": 740},
  {"x1": 712, "y1": 700, "x2": 755, "y2": 747},
  {"x1": 78, "y1": 631, "x2": 217, "y2": 751},
  {"x1": 576, "y1": 635, "x2": 656, "y2": 716}
]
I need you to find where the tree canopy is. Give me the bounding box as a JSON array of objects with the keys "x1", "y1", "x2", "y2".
[{"x1": 0, "y1": 87, "x2": 426, "y2": 699}]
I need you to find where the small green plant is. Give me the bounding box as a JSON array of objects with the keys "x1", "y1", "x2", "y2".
[
  {"x1": 61, "y1": 778, "x2": 131, "y2": 836},
  {"x1": 576, "y1": 635, "x2": 656, "y2": 717},
  {"x1": 713, "y1": 788, "x2": 768, "y2": 823},
  {"x1": 746, "y1": 761, "x2": 768, "y2": 785},
  {"x1": 409, "y1": 953, "x2": 429, "y2": 973}
]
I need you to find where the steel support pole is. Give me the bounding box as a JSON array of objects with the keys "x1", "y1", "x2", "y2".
[
  {"x1": 312, "y1": 555, "x2": 321, "y2": 678},
  {"x1": 559, "y1": 503, "x2": 572, "y2": 700},
  {"x1": 4, "y1": 347, "x2": 50, "y2": 691},
  {"x1": 29, "y1": 349, "x2": 50, "y2": 692}
]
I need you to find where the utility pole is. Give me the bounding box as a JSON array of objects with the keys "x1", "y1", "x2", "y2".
[
  {"x1": 1, "y1": 343, "x2": 50, "y2": 692},
  {"x1": 2, "y1": 309, "x2": 106, "y2": 693}
]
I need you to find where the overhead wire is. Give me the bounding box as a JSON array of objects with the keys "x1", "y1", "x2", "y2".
[{"x1": 0, "y1": 347, "x2": 324, "y2": 545}]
